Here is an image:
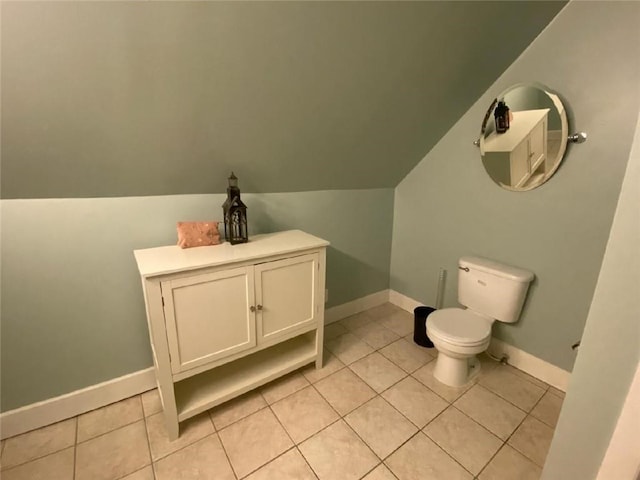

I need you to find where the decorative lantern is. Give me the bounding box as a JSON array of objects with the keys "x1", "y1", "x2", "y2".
[{"x1": 222, "y1": 172, "x2": 248, "y2": 244}]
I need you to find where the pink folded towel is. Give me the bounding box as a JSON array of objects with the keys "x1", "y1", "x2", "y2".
[{"x1": 176, "y1": 221, "x2": 221, "y2": 249}]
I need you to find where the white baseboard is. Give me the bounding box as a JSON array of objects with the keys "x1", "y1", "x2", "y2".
[
  {"x1": 1, "y1": 288, "x2": 571, "y2": 439},
  {"x1": 324, "y1": 289, "x2": 390, "y2": 324},
  {"x1": 1, "y1": 368, "x2": 156, "y2": 439},
  {"x1": 488, "y1": 338, "x2": 570, "y2": 392},
  {"x1": 388, "y1": 290, "x2": 423, "y2": 314},
  {"x1": 388, "y1": 289, "x2": 571, "y2": 392},
  {"x1": 1, "y1": 290, "x2": 392, "y2": 439}
]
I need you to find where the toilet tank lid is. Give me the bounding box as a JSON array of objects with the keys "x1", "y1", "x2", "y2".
[{"x1": 459, "y1": 256, "x2": 534, "y2": 283}]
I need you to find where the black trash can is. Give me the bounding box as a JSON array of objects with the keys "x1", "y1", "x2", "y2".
[{"x1": 413, "y1": 306, "x2": 435, "y2": 348}]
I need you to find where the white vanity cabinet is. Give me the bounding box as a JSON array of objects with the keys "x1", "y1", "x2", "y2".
[
  {"x1": 482, "y1": 109, "x2": 549, "y2": 188},
  {"x1": 134, "y1": 230, "x2": 328, "y2": 439}
]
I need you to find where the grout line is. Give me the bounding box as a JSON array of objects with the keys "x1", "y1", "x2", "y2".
[
  {"x1": 0, "y1": 420, "x2": 79, "y2": 473},
  {"x1": 73, "y1": 416, "x2": 78, "y2": 480},
  {"x1": 140, "y1": 396, "x2": 157, "y2": 480}
]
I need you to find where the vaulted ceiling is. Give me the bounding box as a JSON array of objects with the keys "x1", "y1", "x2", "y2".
[{"x1": 1, "y1": 1, "x2": 566, "y2": 198}]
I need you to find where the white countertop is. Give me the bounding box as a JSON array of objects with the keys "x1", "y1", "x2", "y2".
[
  {"x1": 134, "y1": 229, "x2": 330, "y2": 278},
  {"x1": 483, "y1": 108, "x2": 549, "y2": 152}
]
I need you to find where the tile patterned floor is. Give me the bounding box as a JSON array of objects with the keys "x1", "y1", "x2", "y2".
[{"x1": 0, "y1": 303, "x2": 564, "y2": 480}]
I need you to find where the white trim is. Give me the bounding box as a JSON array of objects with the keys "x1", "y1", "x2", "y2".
[
  {"x1": 0, "y1": 368, "x2": 156, "y2": 439},
  {"x1": 596, "y1": 361, "x2": 640, "y2": 480},
  {"x1": 547, "y1": 129, "x2": 563, "y2": 141},
  {"x1": 324, "y1": 289, "x2": 390, "y2": 324},
  {"x1": 388, "y1": 289, "x2": 423, "y2": 313},
  {"x1": 388, "y1": 289, "x2": 571, "y2": 391},
  {"x1": 488, "y1": 338, "x2": 570, "y2": 391}
]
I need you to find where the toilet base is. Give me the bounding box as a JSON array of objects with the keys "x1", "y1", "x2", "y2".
[{"x1": 433, "y1": 354, "x2": 481, "y2": 387}]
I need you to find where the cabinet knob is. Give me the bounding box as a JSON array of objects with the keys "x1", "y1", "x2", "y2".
[
  {"x1": 256, "y1": 304, "x2": 263, "y2": 311},
  {"x1": 250, "y1": 306, "x2": 256, "y2": 312}
]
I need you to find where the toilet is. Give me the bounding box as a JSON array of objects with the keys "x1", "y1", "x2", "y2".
[{"x1": 426, "y1": 256, "x2": 534, "y2": 387}]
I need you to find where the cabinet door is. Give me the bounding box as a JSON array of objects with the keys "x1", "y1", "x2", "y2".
[
  {"x1": 255, "y1": 253, "x2": 318, "y2": 343},
  {"x1": 161, "y1": 267, "x2": 256, "y2": 374},
  {"x1": 510, "y1": 140, "x2": 530, "y2": 187},
  {"x1": 528, "y1": 119, "x2": 547, "y2": 171}
]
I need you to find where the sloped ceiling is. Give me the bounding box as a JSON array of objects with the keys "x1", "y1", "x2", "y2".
[{"x1": 1, "y1": 1, "x2": 566, "y2": 198}]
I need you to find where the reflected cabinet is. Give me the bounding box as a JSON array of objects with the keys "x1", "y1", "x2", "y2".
[
  {"x1": 134, "y1": 230, "x2": 328, "y2": 439},
  {"x1": 482, "y1": 109, "x2": 548, "y2": 188}
]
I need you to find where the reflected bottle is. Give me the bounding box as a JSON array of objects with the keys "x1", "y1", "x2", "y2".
[{"x1": 494, "y1": 100, "x2": 510, "y2": 134}]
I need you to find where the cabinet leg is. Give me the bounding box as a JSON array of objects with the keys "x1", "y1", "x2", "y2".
[
  {"x1": 165, "y1": 415, "x2": 180, "y2": 441},
  {"x1": 315, "y1": 348, "x2": 324, "y2": 369}
]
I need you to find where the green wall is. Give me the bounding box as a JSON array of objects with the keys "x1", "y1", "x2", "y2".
[
  {"x1": 1, "y1": 1, "x2": 564, "y2": 198},
  {"x1": 0, "y1": 189, "x2": 393, "y2": 411},
  {"x1": 542, "y1": 96, "x2": 640, "y2": 480},
  {"x1": 390, "y1": 1, "x2": 639, "y2": 372}
]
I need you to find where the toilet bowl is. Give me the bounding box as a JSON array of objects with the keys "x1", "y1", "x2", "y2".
[
  {"x1": 427, "y1": 308, "x2": 493, "y2": 387},
  {"x1": 425, "y1": 256, "x2": 534, "y2": 387}
]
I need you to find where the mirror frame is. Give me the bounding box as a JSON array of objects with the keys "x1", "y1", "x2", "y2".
[{"x1": 479, "y1": 82, "x2": 569, "y2": 191}]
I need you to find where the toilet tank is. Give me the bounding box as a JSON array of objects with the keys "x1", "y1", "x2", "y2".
[{"x1": 458, "y1": 256, "x2": 534, "y2": 323}]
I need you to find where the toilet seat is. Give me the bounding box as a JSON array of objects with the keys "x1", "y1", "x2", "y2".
[{"x1": 428, "y1": 308, "x2": 492, "y2": 346}]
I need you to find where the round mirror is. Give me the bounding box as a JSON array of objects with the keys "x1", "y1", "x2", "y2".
[{"x1": 479, "y1": 83, "x2": 568, "y2": 191}]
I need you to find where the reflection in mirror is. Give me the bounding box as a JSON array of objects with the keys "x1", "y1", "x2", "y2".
[{"x1": 480, "y1": 83, "x2": 568, "y2": 191}]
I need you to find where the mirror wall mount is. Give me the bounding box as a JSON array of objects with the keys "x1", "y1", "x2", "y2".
[
  {"x1": 475, "y1": 83, "x2": 583, "y2": 191},
  {"x1": 473, "y1": 130, "x2": 588, "y2": 146}
]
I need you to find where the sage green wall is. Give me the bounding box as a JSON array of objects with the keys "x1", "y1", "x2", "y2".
[
  {"x1": 1, "y1": 1, "x2": 564, "y2": 198},
  {"x1": 390, "y1": 1, "x2": 639, "y2": 371},
  {"x1": 542, "y1": 109, "x2": 640, "y2": 479},
  {"x1": 0, "y1": 189, "x2": 393, "y2": 411}
]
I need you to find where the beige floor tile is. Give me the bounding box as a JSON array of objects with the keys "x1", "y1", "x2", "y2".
[
  {"x1": 245, "y1": 447, "x2": 317, "y2": 480},
  {"x1": 146, "y1": 411, "x2": 214, "y2": 461},
  {"x1": 301, "y1": 350, "x2": 344, "y2": 383},
  {"x1": 154, "y1": 434, "x2": 235, "y2": 480},
  {"x1": 314, "y1": 367, "x2": 376, "y2": 416},
  {"x1": 324, "y1": 322, "x2": 349, "y2": 340},
  {"x1": 479, "y1": 444, "x2": 542, "y2": 480},
  {"x1": 531, "y1": 391, "x2": 563, "y2": 428},
  {"x1": 209, "y1": 390, "x2": 267, "y2": 430},
  {"x1": 75, "y1": 420, "x2": 150, "y2": 480},
  {"x1": 77, "y1": 395, "x2": 143, "y2": 442},
  {"x1": 349, "y1": 352, "x2": 406, "y2": 393},
  {"x1": 379, "y1": 338, "x2": 435, "y2": 373},
  {"x1": 352, "y1": 322, "x2": 400, "y2": 349},
  {"x1": 218, "y1": 407, "x2": 293, "y2": 478},
  {"x1": 385, "y1": 432, "x2": 473, "y2": 480},
  {"x1": 1, "y1": 418, "x2": 76, "y2": 470},
  {"x1": 424, "y1": 407, "x2": 502, "y2": 476},
  {"x1": 0, "y1": 447, "x2": 74, "y2": 480},
  {"x1": 382, "y1": 376, "x2": 448, "y2": 428},
  {"x1": 366, "y1": 303, "x2": 403, "y2": 321},
  {"x1": 412, "y1": 361, "x2": 473, "y2": 402},
  {"x1": 325, "y1": 332, "x2": 374, "y2": 365},
  {"x1": 271, "y1": 386, "x2": 339, "y2": 443},
  {"x1": 548, "y1": 386, "x2": 566, "y2": 400},
  {"x1": 261, "y1": 371, "x2": 310, "y2": 404},
  {"x1": 339, "y1": 311, "x2": 375, "y2": 331},
  {"x1": 345, "y1": 396, "x2": 418, "y2": 459},
  {"x1": 508, "y1": 416, "x2": 554, "y2": 467},
  {"x1": 299, "y1": 420, "x2": 378, "y2": 480},
  {"x1": 503, "y1": 365, "x2": 549, "y2": 390},
  {"x1": 141, "y1": 389, "x2": 163, "y2": 417},
  {"x1": 454, "y1": 385, "x2": 526, "y2": 440},
  {"x1": 362, "y1": 463, "x2": 397, "y2": 480},
  {"x1": 479, "y1": 365, "x2": 546, "y2": 412},
  {"x1": 378, "y1": 310, "x2": 414, "y2": 336},
  {"x1": 121, "y1": 465, "x2": 155, "y2": 480}
]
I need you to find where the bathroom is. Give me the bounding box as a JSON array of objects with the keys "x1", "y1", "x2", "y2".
[{"x1": 1, "y1": 1, "x2": 638, "y2": 479}]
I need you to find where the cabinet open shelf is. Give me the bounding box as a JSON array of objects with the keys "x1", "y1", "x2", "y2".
[{"x1": 174, "y1": 331, "x2": 317, "y2": 422}]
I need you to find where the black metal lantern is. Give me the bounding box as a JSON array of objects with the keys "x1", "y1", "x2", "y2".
[{"x1": 222, "y1": 172, "x2": 248, "y2": 244}]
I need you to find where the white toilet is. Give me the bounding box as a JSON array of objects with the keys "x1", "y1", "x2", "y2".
[{"x1": 426, "y1": 256, "x2": 534, "y2": 387}]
